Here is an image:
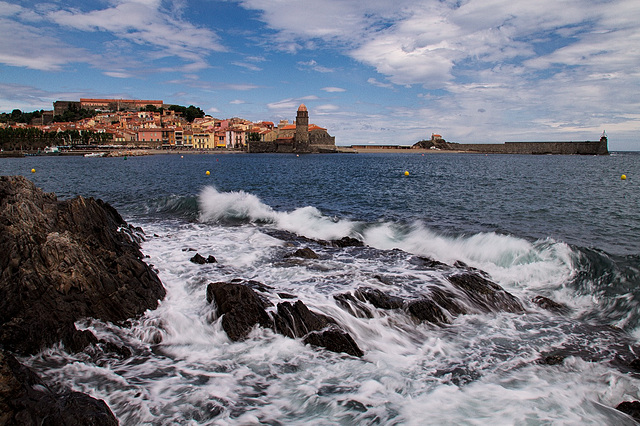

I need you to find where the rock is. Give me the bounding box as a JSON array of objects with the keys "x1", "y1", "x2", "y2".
[
  {"x1": 331, "y1": 237, "x2": 364, "y2": 248},
  {"x1": 206, "y1": 281, "x2": 363, "y2": 356},
  {"x1": 335, "y1": 275, "x2": 522, "y2": 326},
  {"x1": 0, "y1": 176, "x2": 166, "y2": 355},
  {"x1": 303, "y1": 327, "x2": 364, "y2": 358},
  {"x1": 206, "y1": 281, "x2": 273, "y2": 341},
  {"x1": 191, "y1": 253, "x2": 217, "y2": 264},
  {"x1": 287, "y1": 247, "x2": 319, "y2": 259},
  {"x1": 354, "y1": 287, "x2": 404, "y2": 310},
  {"x1": 447, "y1": 272, "x2": 524, "y2": 314},
  {"x1": 190, "y1": 253, "x2": 207, "y2": 264},
  {"x1": 272, "y1": 300, "x2": 333, "y2": 338},
  {"x1": 333, "y1": 293, "x2": 374, "y2": 319},
  {"x1": 616, "y1": 401, "x2": 640, "y2": 421},
  {"x1": 531, "y1": 295, "x2": 570, "y2": 314},
  {"x1": 0, "y1": 349, "x2": 118, "y2": 425}
]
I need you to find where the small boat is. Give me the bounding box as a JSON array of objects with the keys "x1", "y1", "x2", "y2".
[
  {"x1": 84, "y1": 152, "x2": 105, "y2": 157},
  {"x1": 44, "y1": 146, "x2": 60, "y2": 155}
]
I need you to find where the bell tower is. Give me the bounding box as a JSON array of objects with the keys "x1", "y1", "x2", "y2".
[{"x1": 295, "y1": 104, "x2": 309, "y2": 152}]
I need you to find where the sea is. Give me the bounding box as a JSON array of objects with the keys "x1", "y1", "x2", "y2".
[{"x1": 2, "y1": 151, "x2": 640, "y2": 425}]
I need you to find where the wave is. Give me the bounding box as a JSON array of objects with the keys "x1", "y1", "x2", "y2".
[
  {"x1": 139, "y1": 194, "x2": 200, "y2": 219},
  {"x1": 197, "y1": 186, "x2": 578, "y2": 291}
]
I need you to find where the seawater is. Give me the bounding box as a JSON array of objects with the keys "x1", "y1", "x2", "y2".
[{"x1": 2, "y1": 152, "x2": 640, "y2": 424}]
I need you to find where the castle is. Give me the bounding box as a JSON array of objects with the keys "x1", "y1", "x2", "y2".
[{"x1": 247, "y1": 104, "x2": 336, "y2": 153}]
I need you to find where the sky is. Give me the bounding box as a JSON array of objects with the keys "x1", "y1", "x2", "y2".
[{"x1": 1, "y1": 0, "x2": 639, "y2": 150}]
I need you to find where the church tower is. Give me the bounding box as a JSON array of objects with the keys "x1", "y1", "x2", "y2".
[{"x1": 295, "y1": 104, "x2": 310, "y2": 152}]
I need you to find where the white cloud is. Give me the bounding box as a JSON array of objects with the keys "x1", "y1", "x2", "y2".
[
  {"x1": 297, "y1": 60, "x2": 335, "y2": 73},
  {"x1": 0, "y1": 18, "x2": 90, "y2": 70},
  {"x1": 230, "y1": 99, "x2": 246, "y2": 104},
  {"x1": 316, "y1": 104, "x2": 339, "y2": 112},
  {"x1": 233, "y1": 62, "x2": 263, "y2": 71},
  {"x1": 322, "y1": 87, "x2": 346, "y2": 92},
  {"x1": 367, "y1": 78, "x2": 393, "y2": 89}
]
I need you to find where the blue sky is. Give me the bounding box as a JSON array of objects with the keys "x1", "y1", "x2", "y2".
[{"x1": 1, "y1": 0, "x2": 639, "y2": 149}]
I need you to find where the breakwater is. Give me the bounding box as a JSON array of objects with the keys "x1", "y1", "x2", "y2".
[
  {"x1": 447, "y1": 139, "x2": 608, "y2": 155},
  {"x1": 411, "y1": 134, "x2": 609, "y2": 155}
]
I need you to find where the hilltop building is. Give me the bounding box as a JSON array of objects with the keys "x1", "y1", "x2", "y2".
[{"x1": 248, "y1": 104, "x2": 336, "y2": 153}]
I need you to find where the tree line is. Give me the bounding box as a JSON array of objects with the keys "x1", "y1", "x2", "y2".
[{"x1": 0, "y1": 128, "x2": 113, "y2": 152}]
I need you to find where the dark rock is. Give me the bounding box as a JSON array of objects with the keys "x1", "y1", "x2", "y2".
[
  {"x1": 406, "y1": 286, "x2": 468, "y2": 324},
  {"x1": 354, "y1": 287, "x2": 404, "y2": 310},
  {"x1": 447, "y1": 272, "x2": 524, "y2": 314},
  {"x1": 331, "y1": 237, "x2": 364, "y2": 248},
  {"x1": 630, "y1": 358, "x2": 640, "y2": 371},
  {"x1": 303, "y1": 327, "x2": 364, "y2": 357},
  {"x1": 334, "y1": 293, "x2": 374, "y2": 319},
  {"x1": 272, "y1": 300, "x2": 333, "y2": 339},
  {"x1": 531, "y1": 295, "x2": 570, "y2": 314},
  {"x1": 287, "y1": 247, "x2": 319, "y2": 259},
  {"x1": 407, "y1": 298, "x2": 451, "y2": 324},
  {"x1": 206, "y1": 255, "x2": 217, "y2": 264},
  {"x1": 616, "y1": 401, "x2": 640, "y2": 421},
  {"x1": 538, "y1": 353, "x2": 566, "y2": 365},
  {"x1": 206, "y1": 281, "x2": 363, "y2": 356},
  {"x1": 277, "y1": 292, "x2": 297, "y2": 299},
  {"x1": 206, "y1": 281, "x2": 272, "y2": 341},
  {"x1": 0, "y1": 349, "x2": 117, "y2": 425},
  {"x1": 0, "y1": 176, "x2": 166, "y2": 355},
  {"x1": 190, "y1": 253, "x2": 207, "y2": 264},
  {"x1": 410, "y1": 256, "x2": 450, "y2": 269}
]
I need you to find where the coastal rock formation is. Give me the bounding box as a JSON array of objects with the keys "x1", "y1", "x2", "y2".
[
  {"x1": 0, "y1": 175, "x2": 166, "y2": 355},
  {"x1": 206, "y1": 281, "x2": 363, "y2": 357},
  {"x1": 335, "y1": 271, "x2": 524, "y2": 325},
  {"x1": 0, "y1": 349, "x2": 117, "y2": 425}
]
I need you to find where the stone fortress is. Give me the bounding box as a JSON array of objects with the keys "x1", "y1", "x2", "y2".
[
  {"x1": 247, "y1": 104, "x2": 337, "y2": 153},
  {"x1": 413, "y1": 132, "x2": 609, "y2": 155}
]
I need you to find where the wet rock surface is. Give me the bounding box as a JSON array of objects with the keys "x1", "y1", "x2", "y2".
[
  {"x1": 206, "y1": 280, "x2": 363, "y2": 357},
  {"x1": 0, "y1": 176, "x2": 167, "y2": 424},
  {"x1": 0, "y1": 176, "x2": 165, "y2": 355},
  {"x1": 0, "y1": 348, "x2": 117, "y2": 426}
]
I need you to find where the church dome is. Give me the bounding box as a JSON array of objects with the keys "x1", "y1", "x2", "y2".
[{"x1": 298, "y1": 104, "x2": 307, "y2": 112}]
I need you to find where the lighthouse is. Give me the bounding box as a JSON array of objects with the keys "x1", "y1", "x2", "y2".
[{"x1": 294, "y1": 104, "x2": 310, "y2": 152}]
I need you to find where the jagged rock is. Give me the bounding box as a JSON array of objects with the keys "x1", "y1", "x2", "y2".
[
  {"x1": 336, "y1": 273, "x2": 523, "y2": 326},
  {"x1": 333, "y1": 293, "x2": 374, "y2": 319},
  {"x1": 287, "y1": 247, "x2": 319, "y2": 259},
  {"x1": 191, "y1": 253, "x2": 217, "y2": 264},
  {"x1": 531, "y1": 295, "x2": 570, "y2": 314},
  {"x1": 331, "y1": 237, "x2": 364, "y2": 248},
  {"x1": 303, "y1": 327, "x2": 364, "y2": 358},
  {"x1": 0, "y1": 349, "x2": 117, "y2": 425},
  {"x1": 0, "y1": 176, "x2": 166, "y2": 355},
  {"x1": 206, "y1": 281, "x2": 363, "y2": 356},
  {"x1": 354, "y1": 287, "x2": 404, "y2": 310},
  {"x1": 272, "y1": 300, "x2": 333, "y2": 338},
  {"x1": 616, "y1": 401, "x2": 640, "y2": 421},
  {"x1": 206, "y1": 281, "x2": 272, "y2": 341},
  {"x1": 278, "y1": 292, "x2": 297, "y2": 299},
  {"x1": 447, "y1": 272, "x2": 524, "y2": 314}
]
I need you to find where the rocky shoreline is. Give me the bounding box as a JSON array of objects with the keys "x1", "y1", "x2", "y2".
[
  {"x1": 1, "y1": 176, "x2": 640, "y2": 423},
  {"x1": 0, "y1": 176, "x2": 165, "y2": 424}
]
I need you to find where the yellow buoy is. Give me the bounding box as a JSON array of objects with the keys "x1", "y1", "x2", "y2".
[
  {"x1": 404, "y1": 171, "x2": 410, "y2": 176},
  {"x1": 206, "y1": 170, "x2": 210, "y2": 176},
  {"x1": 31, "y1": 168, "x2": 35, "y2": 173},
  {"x1": 621, "y1": 174, "x2": 627, "y2": 180}
]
